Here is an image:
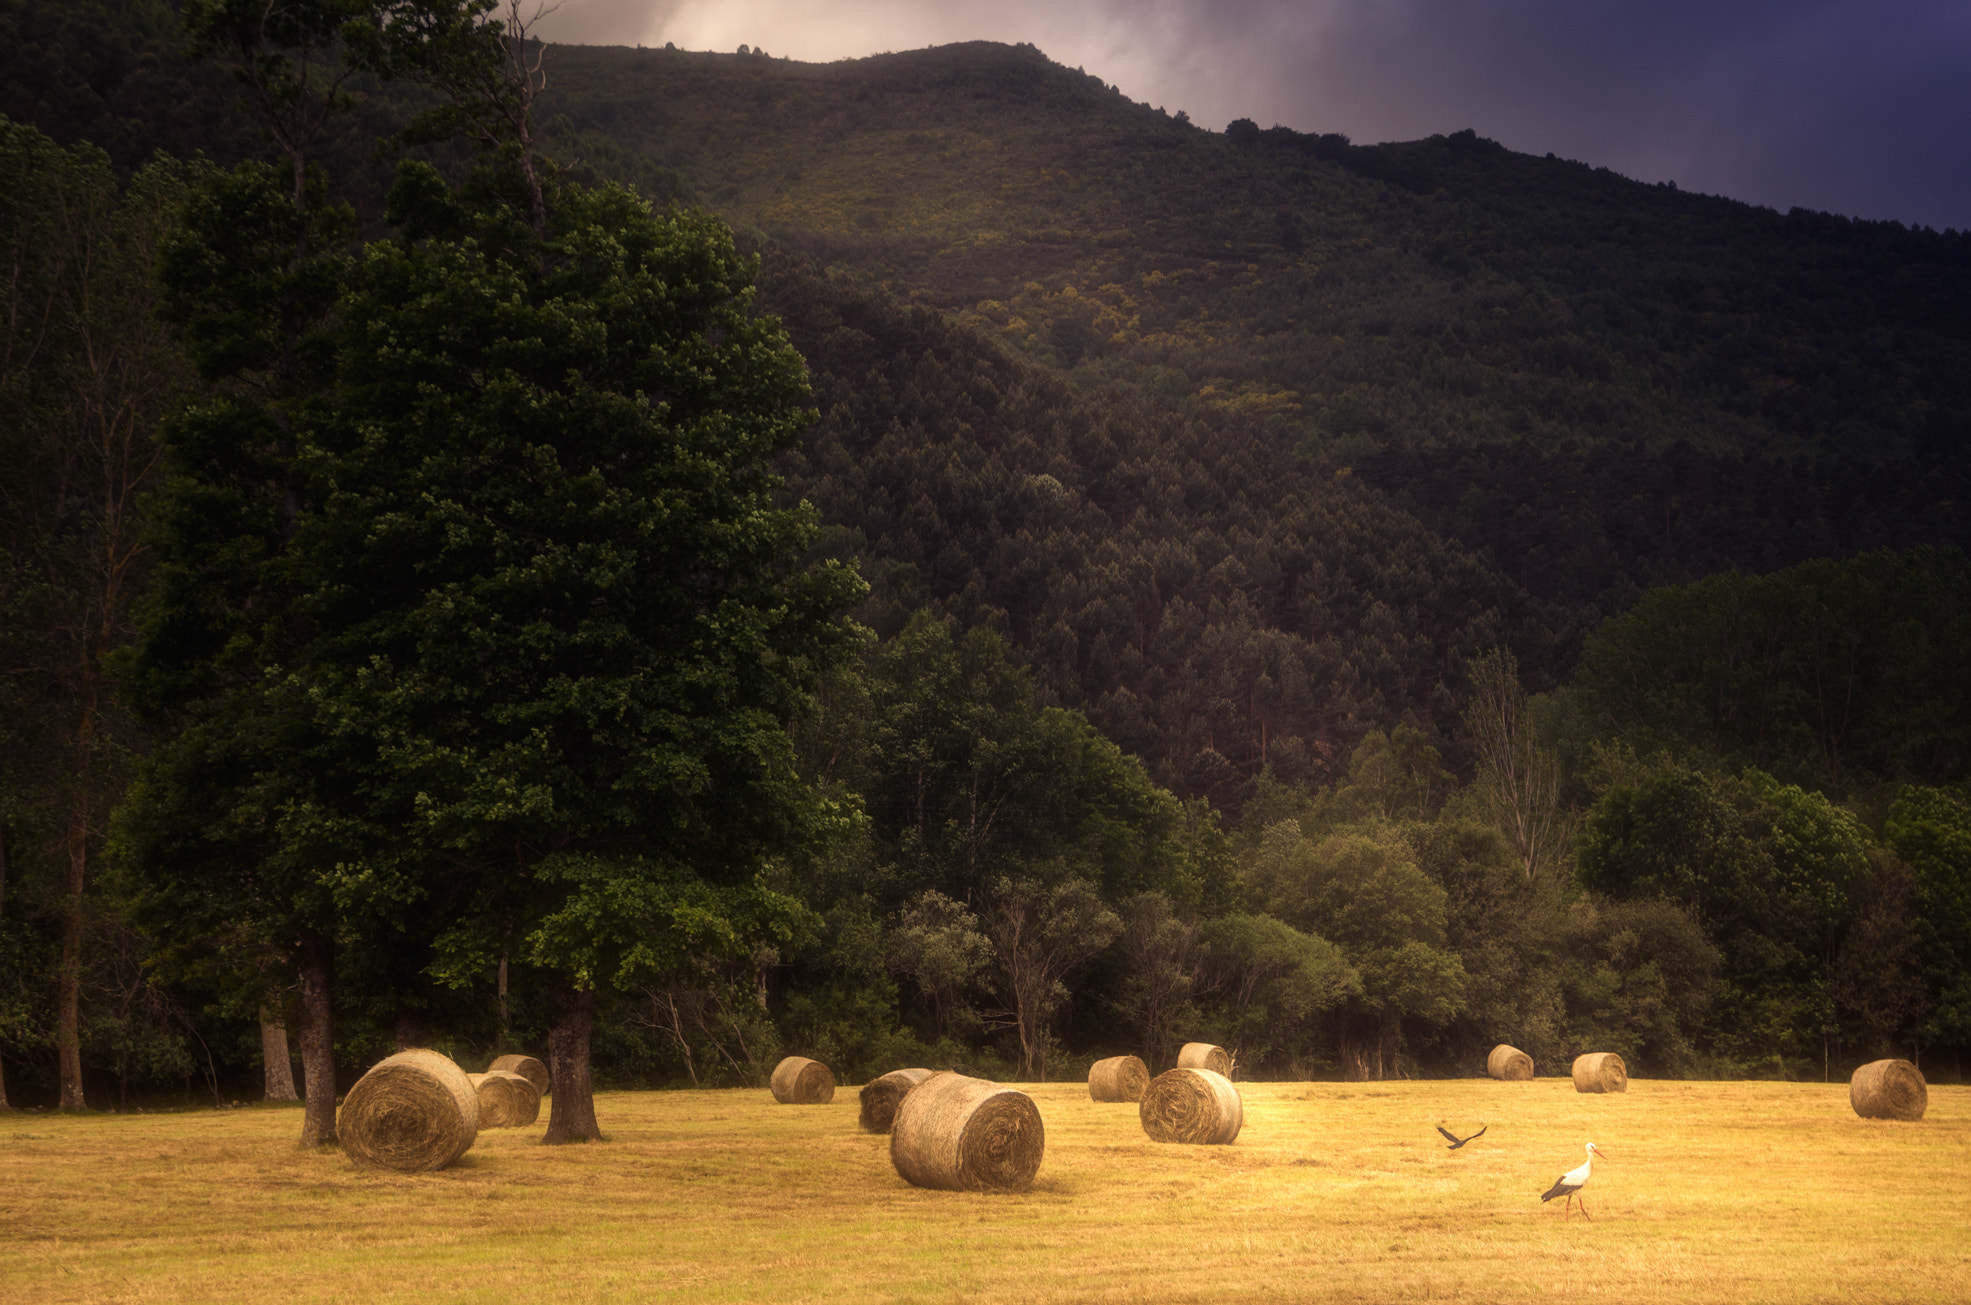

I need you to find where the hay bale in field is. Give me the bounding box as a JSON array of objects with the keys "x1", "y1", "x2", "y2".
[
  {"x1": 1487, "y1": 1044, "x2": 1535, "y2": 1081},
  {"x1": 1140, "y1": 1067, "x2": 1243, "y2": 1144},
  {"x1": 1088, "y1": 1055, "x2": 1150, "y2": 1103},
  {"x1": 1850, "y1": 1059, "x2": 1927, "y2": 1121},
  {"x1": 467, "y1": 1069, "x2": 541, "y2": 1128},
  {"x1": 770, "y1": 1055, "x2": 837, "y2": 1104},
  {"x1": 337, "y1": 1048, "x2": 479, "y2": 1171},
  {"x1": 890, "y1": 1073, "x2": 1044, "y2": 1193},
  {"x1": 1571, "y1": 1052, "x2": 1627, "y2": 1094},
  {"x1": 487, "y1": 1053, "x2": 550, "y2": 1096},
  {"x1": 859, "y1": 1068, "x2": 934, "y2": 1133},
  {"x1": 1175, "y1": 1042, "x2": 1232, "y2": 1075}
]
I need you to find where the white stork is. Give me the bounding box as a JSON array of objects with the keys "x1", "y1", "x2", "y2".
[{"x1": 1539, "y1": 1142, "x2": 1604, "y2": 1219}]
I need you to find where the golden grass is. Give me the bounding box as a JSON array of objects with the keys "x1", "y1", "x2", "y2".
[{"x1": 2, "y1": 1079, "x2": 1967, "y2": 1303}]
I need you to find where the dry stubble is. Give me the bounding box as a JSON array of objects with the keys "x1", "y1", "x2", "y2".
[{"x1": 2, "y1": 1078, "x2": 1967, "y2": 1304}]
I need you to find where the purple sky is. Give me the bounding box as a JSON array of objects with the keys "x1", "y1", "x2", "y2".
[{"x1": 533, "y1": 0, "x2": 1971, "y2": 232}]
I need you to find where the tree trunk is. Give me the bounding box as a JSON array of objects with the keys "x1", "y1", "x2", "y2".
[
  {"x1": 295, "y1": 933, "x2": 336, "y2": 1147},
  {"x1": 260, "y1": 1009, "x2": 299, "y2": 1101},
  {"x1": 542, "y1": 982, "x2": 601, "y2": 1144},
  {"x1": 1337, "y1": 1018, "x2": 1378, "y2": 1082},
  {"x1": 497, "y1": 954, "x2": 509, "y2": 1055},
  {"x1": 393, "y1": 1009, "x2": 425, "y2": 1051},
  {"x1": 57, "y1": 802, "x2": 89, "y2": 1110},
  {"x1": 1, "y1": 831, "x2": 13, "y2": 1109}
]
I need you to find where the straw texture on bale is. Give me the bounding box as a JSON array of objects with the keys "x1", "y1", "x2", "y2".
[
  {"x1": 770, "y1": 1055, "x2": 837, "y2": 1104},
  {"x1": 889, "y1": 1073, "x2": 1045, "y2": 1193},
  {"x1": 1175, "y1": 1042, "x2": 1232, "y2": 1075},
  {"x1": 337, "y1": 1048, "x2": 479, "y2": 1171},
  {"x1": 466, "y1": 1069, "x2": 541, "y2": 1128},
  {"x1": 1850, "y1": 1058, "x2": 1927, "y2": 1121},
  {"x1": 487, "y1": 1053, "x2": 549, "y2": 1096},
  {"x1": 1139, "y1": 1067, "x2": 1243, "y2": 1144},
  {"x1": 1571, "y1": 1051, "x2": 1628, "y2": 1093},
  {"x1": 858, "y1": 1068, "x2": 933, "y2": 1133},
  {"x1": 1087, "y1": 1055, "x2": 1151, "y2": 1102},
  {"x1": 1487, "y1": 1044, "x2": 1535, "y2": 1080}
]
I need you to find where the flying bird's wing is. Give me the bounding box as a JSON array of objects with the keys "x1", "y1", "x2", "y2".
[
  {"x1": 1436, "y1": 1126, "x2": 1461, "y2": 1144},
  {"x1": 1468, "y1": 1125, "x2": 1488, "y2": 1143}
]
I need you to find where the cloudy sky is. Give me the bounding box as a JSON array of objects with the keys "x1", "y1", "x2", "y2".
[{"x1": 532, "y1": 0, "x2": 1971, "y2": 232}]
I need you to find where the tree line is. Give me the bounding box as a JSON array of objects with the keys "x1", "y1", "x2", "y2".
[{"x1": 2, "y1": 3, "x2": 1967, "y2": 1142}]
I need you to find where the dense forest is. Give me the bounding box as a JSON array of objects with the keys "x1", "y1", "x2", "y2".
[{"x1": 1, "y1": 1, "x2": 1967, "y2": 1121}]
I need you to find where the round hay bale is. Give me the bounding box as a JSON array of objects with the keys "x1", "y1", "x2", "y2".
[
  {"x1": 1571, "y1": 1051, "x2": 1628, "y2": 1094},
  {"x1": 889, "y1": 1073, "x2": 1045, "y2": 1193},
  {"x1": 1175, "y1": 1042, "x2": 1232, "y2": 1076},
  {"x1": 1487, "y1": 1044, "x2": 1535, "y2": 1081},
  {"x1": 466, "y1": 1069, "x2": 541, "y2": 1128},
  {"x1": 1140, "y1": 1067, "x2": 1243, "y2": 1144},
  {"x1": 487, "y1": 1053, "x2": 549, "y2": 1096},
  {"x1": 770, "y1": 1055, "x2": 837, "y2": 1104},
  {"x1": 859, "y1": 1068, "x2": 934, "y2": 1133},
  {"x1": 1850, "y1": 1058, "x2": 1927, "y2": 1121},
  {"x1": 1088, "y1": 1055, "x2": 1151, "y2": 1103},
  {"x1": 337, "y1": 1048, "x2": 479, "y2": 1172}
]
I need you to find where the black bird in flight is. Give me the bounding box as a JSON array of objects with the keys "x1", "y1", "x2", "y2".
[{"x1": 1436, "y1": 1125, "x2": 1488, "y2": 1149}]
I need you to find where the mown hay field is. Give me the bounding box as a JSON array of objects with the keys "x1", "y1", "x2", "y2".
[{"x1": 2, "y1": 1078, "x2": 1966, "y2": 1303}]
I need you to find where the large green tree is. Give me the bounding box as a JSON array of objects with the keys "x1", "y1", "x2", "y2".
[
  {"x1": 1575, "y1": 760, "x2": 1871, "y2": 1070},
  {"x1": 287, "y1": 160, "x2": 863, "y2": 1140},
  {"x1": 1243, "y1": 819, "x2": 1467, "y2": 1078}
]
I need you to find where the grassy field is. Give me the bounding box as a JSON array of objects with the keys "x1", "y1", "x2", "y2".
[{"x1": 2, "y1": 1077, "x2": 1965, "y2": 1303}]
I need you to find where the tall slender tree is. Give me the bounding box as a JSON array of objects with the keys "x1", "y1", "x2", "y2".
[
  {"x1": 1464, "y1": 647, "x2": 1575, "y2": 885},
  {"x1": 989, "y1": 877, "x2": 1121, "y2": 1079},
  {"x1": 2, "y1": 120, "x2": 192, "y2": 1110},
  {"x1": 126, "y1": 0, "x2": 374, "y2": 1147}
]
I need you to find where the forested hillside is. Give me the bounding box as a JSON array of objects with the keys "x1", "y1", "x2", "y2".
[
  {"x1": 535, "y1": 41, "x2": 1971, "y2": 619},
  {"x1": 2, "y1": 2, "x2": 1967, "y2": 1113}
]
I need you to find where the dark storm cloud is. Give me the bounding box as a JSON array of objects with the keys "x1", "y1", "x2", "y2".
[{"x1": 532, "y1": 0, "x2": 1971, "y2": 229}]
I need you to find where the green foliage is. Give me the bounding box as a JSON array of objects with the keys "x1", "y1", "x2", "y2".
[
  {"x1": 1195, "y1": 912, "x2": 1356, "y2": 1077},
  {"x1": 848, "y1": 611, "x2": 1217, "y2": 909},
  {"x1": 1328, "y1": 725, "x2": 1455, "y2": 825},
  {"x1": 1570, "y1": 548, "x2": 1971, "y2": 790},
  {"x1": 1113, "y1": 890, "x2": 1200, "y2": 1070},
  {"x1": 1408, "y1": 817, "x2": 1568, "y2": 1072},
  {"x1": 297, "y1": 164, "x2": 865, "y2": 1000},
  {"x1": 118, "y1": 148, "x2": 360, "y2": 1054},
  {"x1": 1, "y1": 115, "x2": 198, "y2": 1108},
  {"x1": 1561, "y1": 896, "x2": 1718, "y2": 1075},
  {"x1": 986, "y1": 875, "x2": 1121, "y2": 1078},
  {"x1": 1576, "y1": 758, "x2": 1882, "y2": 1070},
  {"x1": 775, "y1": 896, "x2": 922, "y2": 1082},
  {"x1": 768, "y1": 261, "x2": 1530, "y2": 815},
  {"x1": 886, "y1": 890, "x2": 992, "y2": 1039},
  {"x1": 1241, "y1": 817, "x2": 1467, "y2": 1077},
  {"x1": 1883, "y1": 786, "x2": 1971, "y2": 1048},
  {"x1": 1575, "y1": 763, "x2": 1769, "y2": 924},
  {"x1": 1246, "y1": 821, "x2": 1450, "y2": 953},
  {"x1": 535, "y1": 40, "x2": 1971, "y2": 636},
  {"x1": 7, "y1": 14, "x2": 1971, "y2": 1091}
]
